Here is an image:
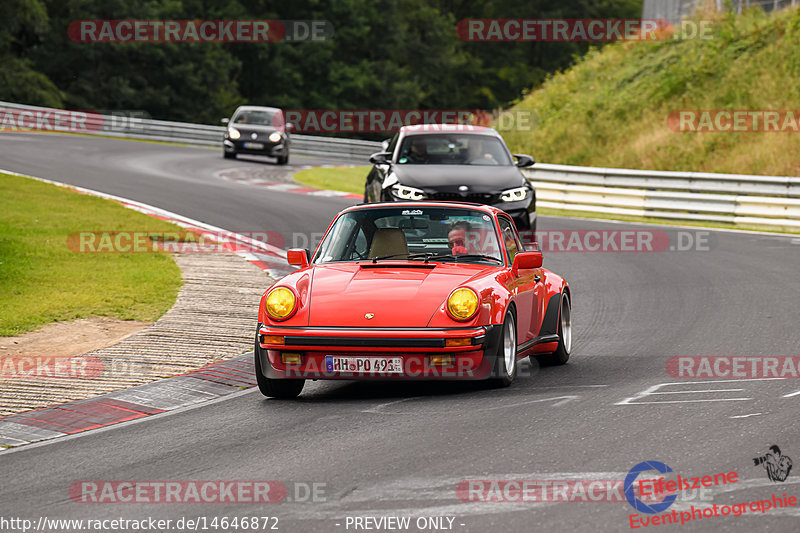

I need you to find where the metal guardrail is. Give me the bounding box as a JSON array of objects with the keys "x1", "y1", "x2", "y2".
[
  {"x1": 0, "y1": 101, "x2": 381, "y2": 160},
  {"x1": 3, "y1": 100, "x2": 798, "y2": 230},
  {"x1": 523, "y1": 163, "x2": 800, "y2": 231}
]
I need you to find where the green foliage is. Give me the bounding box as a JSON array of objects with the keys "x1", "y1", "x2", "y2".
[{"x1": 1, "y1": 0, "x2": 641, "y2": 125}]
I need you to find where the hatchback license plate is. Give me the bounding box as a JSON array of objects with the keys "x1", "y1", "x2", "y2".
[
  {"x1": 325, "y1": 356, "x2": 403, "y2": 374},
  {"x1": 243, "y1": 142, "x2": 264, "y2": 149}
]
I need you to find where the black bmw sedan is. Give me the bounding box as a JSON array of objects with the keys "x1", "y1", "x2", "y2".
[
  {"x1": 363, "y1": 125, "x2": 536, "y2": 230},
  {"x1": 221, "y1": 106, "x2": 292, "y2": 164}
]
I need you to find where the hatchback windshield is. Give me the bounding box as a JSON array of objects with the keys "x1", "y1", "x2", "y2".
[
  {"x1": 232, "y1": 109, "x2": 278, "y2": 126},
  {"x1": 396, "y1": 134, "x2": 512, "y2": 166},
  {"x1": 313, "y1": 207, "x2": 504, "y2": 264}
]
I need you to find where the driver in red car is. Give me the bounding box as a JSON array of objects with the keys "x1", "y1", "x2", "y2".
[{"x1": 448, "y1": 221, "x2": 471, "y2": 256}]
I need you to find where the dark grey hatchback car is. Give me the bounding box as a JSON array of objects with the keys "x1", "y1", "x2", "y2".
[
  {"x1": 363, "y1": 125, "x2": 536, "y2": 230},
  {"x1": 221, "y1": 106, "x2": 293, "y2": 164}
]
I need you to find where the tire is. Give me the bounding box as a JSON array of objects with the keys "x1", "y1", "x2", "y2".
[
  {"x1": 277, "y1": 151, "x2": 289, "y2": 165},
  {"x1": 490, "y1": 312, "x2": 518, "y2": 387},
  {"x1": 254, "y1": 329, "x2": 305, "y2": 398},
  {"x1": 537, "y1": 292, "x2": 572, "y2": 366},
  {"x1": 223, "y1": 150, "x2": 236, "y2": 159},
  {"x1": 515, "y1": 215, "x2": 531, "y2": 231}
]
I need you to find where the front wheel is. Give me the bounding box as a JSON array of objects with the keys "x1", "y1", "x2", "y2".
[
  {"x1": 537, "y1": 292, "x2": 571, "y2": 366},
  {"x1": 277, "y1": 151, "x2": 289, "y2": 165},
  {"x1": 254, "y1": 329, "x2": 304, "y2": 398},
  {"x1": 490, "y1": 312, "x2": 517, "y2": 387},
  {"x1": 223, "y1": 150, "x2": 236, "y2": 159}
]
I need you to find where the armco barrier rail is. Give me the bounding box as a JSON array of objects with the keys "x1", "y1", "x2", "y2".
[
  {"x1": 2, "y1": 100, "x2": 798, "y2": 231},
  {"x1": 523, "y1": 164, "x2": 800, "y2": 231},
  {"x1": 0, "y1": 101, "x2": 381, "y2": 160}
]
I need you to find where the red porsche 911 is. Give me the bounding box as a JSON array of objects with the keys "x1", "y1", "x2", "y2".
[{"x1": 254, "y1": 202, "x2": 572, "y2": 398}]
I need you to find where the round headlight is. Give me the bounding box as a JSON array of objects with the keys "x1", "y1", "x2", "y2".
[
  {"x1": 268, "y1": 132, "x2": 282, "y2": 143},
  {"x1": 228, "y1": 127, "x2": 241, "y2": 140},
  {"x1": 266, "y1": 287, "x2": 296, "y2": 320},
  {"x1": 447, "y1": 288, "x2": 479, "y2": 321}
]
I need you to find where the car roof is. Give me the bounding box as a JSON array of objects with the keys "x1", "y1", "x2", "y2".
[
  {"x1": 341, "y1": 201, "x2": 507, "y2": 217},
  {"x1": 234, "y1": 106, "x2": 281, "y2": 113},
  {"x1": 398, "y1": 124, "x2": 499, "y2": 136}
]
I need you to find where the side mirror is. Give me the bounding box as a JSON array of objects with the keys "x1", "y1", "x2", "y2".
[
  {"x1": 286, "y1": 122, "x2": 296, "y2": 133},
  {"x1": 511, "y1": 251, "x2": 543, "y2": 273},
  {"x1": 369, "y1": 151, "x2": 392, "y2": 165},
  {"x1": 514, "y1": 154, "x2": 535, "y2": 168},
  {"x1": 287, "y1": 248, "x2": 309, "y2": 268},
  {"x1": 221, "y1": 118, "x2": 230, "y2": 125}
]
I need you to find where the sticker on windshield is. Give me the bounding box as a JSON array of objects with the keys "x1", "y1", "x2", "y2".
[
  {"x1": 483, "y1": 215, "x2": 491, "y2": 221},
  {"x1": 398, "y1": 157, "x2": 408, "y2": 164},
  {"x1": 402, "y1": 209, "x2": 423, "y2": 215}
]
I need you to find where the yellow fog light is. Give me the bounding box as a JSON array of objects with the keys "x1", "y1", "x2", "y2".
[
  {"x1": 447, "y1": 288, "x2": 479, "y2": 321},
  {"x1": 266, "y1": 287, "x2": 297, "y2": 320},
  {"x1": 281, "y1": 352, "x2": 302, "y2": 365},
  {"x1": 430, "y1": 355, "x2": 455, "y2": 366}
]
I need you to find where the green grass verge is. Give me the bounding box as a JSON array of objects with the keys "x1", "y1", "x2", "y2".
[
  {"x1": 293, "y1": 166, "x2": 370, "y2": 195},
  {"x1": 0, "y1": 173, "x2": 184, "y2": 336},
  {"x1": 500, "y1": 7, "x2": 800, "y2": 177}
]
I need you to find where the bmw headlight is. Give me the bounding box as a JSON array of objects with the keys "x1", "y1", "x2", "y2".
[
  {"x1": 391, "y1": 184, "x2": 427, "y2": 201},
  {"x1": 268, "y1": 132, "x2": 282, "y2": 143},
  {"x1": 447, "y1": 287, "x2": 479, "y2": 321},
  {"x1": 266, "y1": 287, "x2": 297, "y2": 320},
  {"x1": 500, "y1": 187, "x2": 529, "y2": 202},
  {"x1": 228, "y1": 127, "x2": 241, "y2": 140}
]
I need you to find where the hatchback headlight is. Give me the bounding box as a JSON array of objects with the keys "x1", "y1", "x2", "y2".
[
  {"x1": 391, "y1": 184, "x2": 427, "y2": 201},
  {"x1": 268, "y1": 132, "x2": 282, "y2": 143},
  {"x1": 266, "y1": 287, "x2": 297, "y2": 320},
  {"x1": 447, "y1": 288, "x2": 479, "y2": 321},
  {"x1": 228, "y1": 127, "x2": 241, "y2": 140},
  {"x1": 500, "y1": 187, "x2": 528, "y2": 202}
]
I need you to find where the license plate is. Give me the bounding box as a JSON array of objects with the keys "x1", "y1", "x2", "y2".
[
  {"x1": 325, "y1": 356, "x2": 403, "y2": 374},
  {"x1": 243, "y1": 142, "x2": 264, "y2": 149}
]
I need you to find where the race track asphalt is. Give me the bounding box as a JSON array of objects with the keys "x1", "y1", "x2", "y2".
[{"x1": 1, "y1": 133, "x2": 798, "y2": 533}]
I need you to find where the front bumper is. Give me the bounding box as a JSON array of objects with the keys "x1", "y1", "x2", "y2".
[
  {"x1": 223, "y1": 138, "x2": 286, "y2": 156},
  {"x1": 256, "y1": 325, "x2": 503, "y2": 380}
]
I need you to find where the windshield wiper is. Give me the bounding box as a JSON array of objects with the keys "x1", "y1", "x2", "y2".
[
  {"x1": 422, "y1": 253, "x2": 503, "y2": 264},
  {"x1": 370, "y1": 253, "x2": 431, "y2": 263}
]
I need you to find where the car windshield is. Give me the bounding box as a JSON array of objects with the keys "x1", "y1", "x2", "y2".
[
  {"x1": 313, "y1": 207, "x2": 505, "y2": 264},
  {"x1": 396, "y1": 134, "x2": 512, "y2": 166},
  {"x1": 232, "y1": 109, "x2": 278, "y2": 126}
]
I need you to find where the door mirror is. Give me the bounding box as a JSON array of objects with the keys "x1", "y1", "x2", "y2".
[
  {"x1": 381, "y1": 139, "x2": 391, "y2": 151},
  {"x1": 512, "y1": 251, "x2": 543, "y2": 273},
  {"x1": 221, "y1": 118, "x2": 230, "y2": 125},
  {"x1": 369, "y1": 151, "x2": 393, "y2": 165},
  {"x1": 287, "y1": 248, "x2": 309, "y2": 268},
  {"x1": 513, "y1": 154, "x2": 535, "y2": 167}
]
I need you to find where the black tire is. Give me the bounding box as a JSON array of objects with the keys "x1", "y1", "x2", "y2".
[
  {"x1": 490, "y1": 312, "x2": 518, "y2": 387},
  {"x1": 223, "y1": 150, "x2": 236, "y2": 159},
  {"x1": 277, "y1": 151, "x2": 289, "y2": 165},
  {"x1": 254, "y1": 329, "x2": 304, "y2": 398},
  {"x1": 537, "y1": 292, "x2": 572, "y2": 367}
]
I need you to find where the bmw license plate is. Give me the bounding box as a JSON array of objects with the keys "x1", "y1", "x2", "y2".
[
  {"x1": 325, "y1": 356, "x2": 403, "y2": 374},
  {"x1": 243, "y1": 142, "x2": 264, "y2": 149}
]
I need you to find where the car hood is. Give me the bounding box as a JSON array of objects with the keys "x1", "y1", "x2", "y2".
[
  {"x1": 307, "y1": 263, "x2": 491, "y2": 327},
  {"x1": 392, "y1": 164, "x2": 525, "y2": 194}
]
